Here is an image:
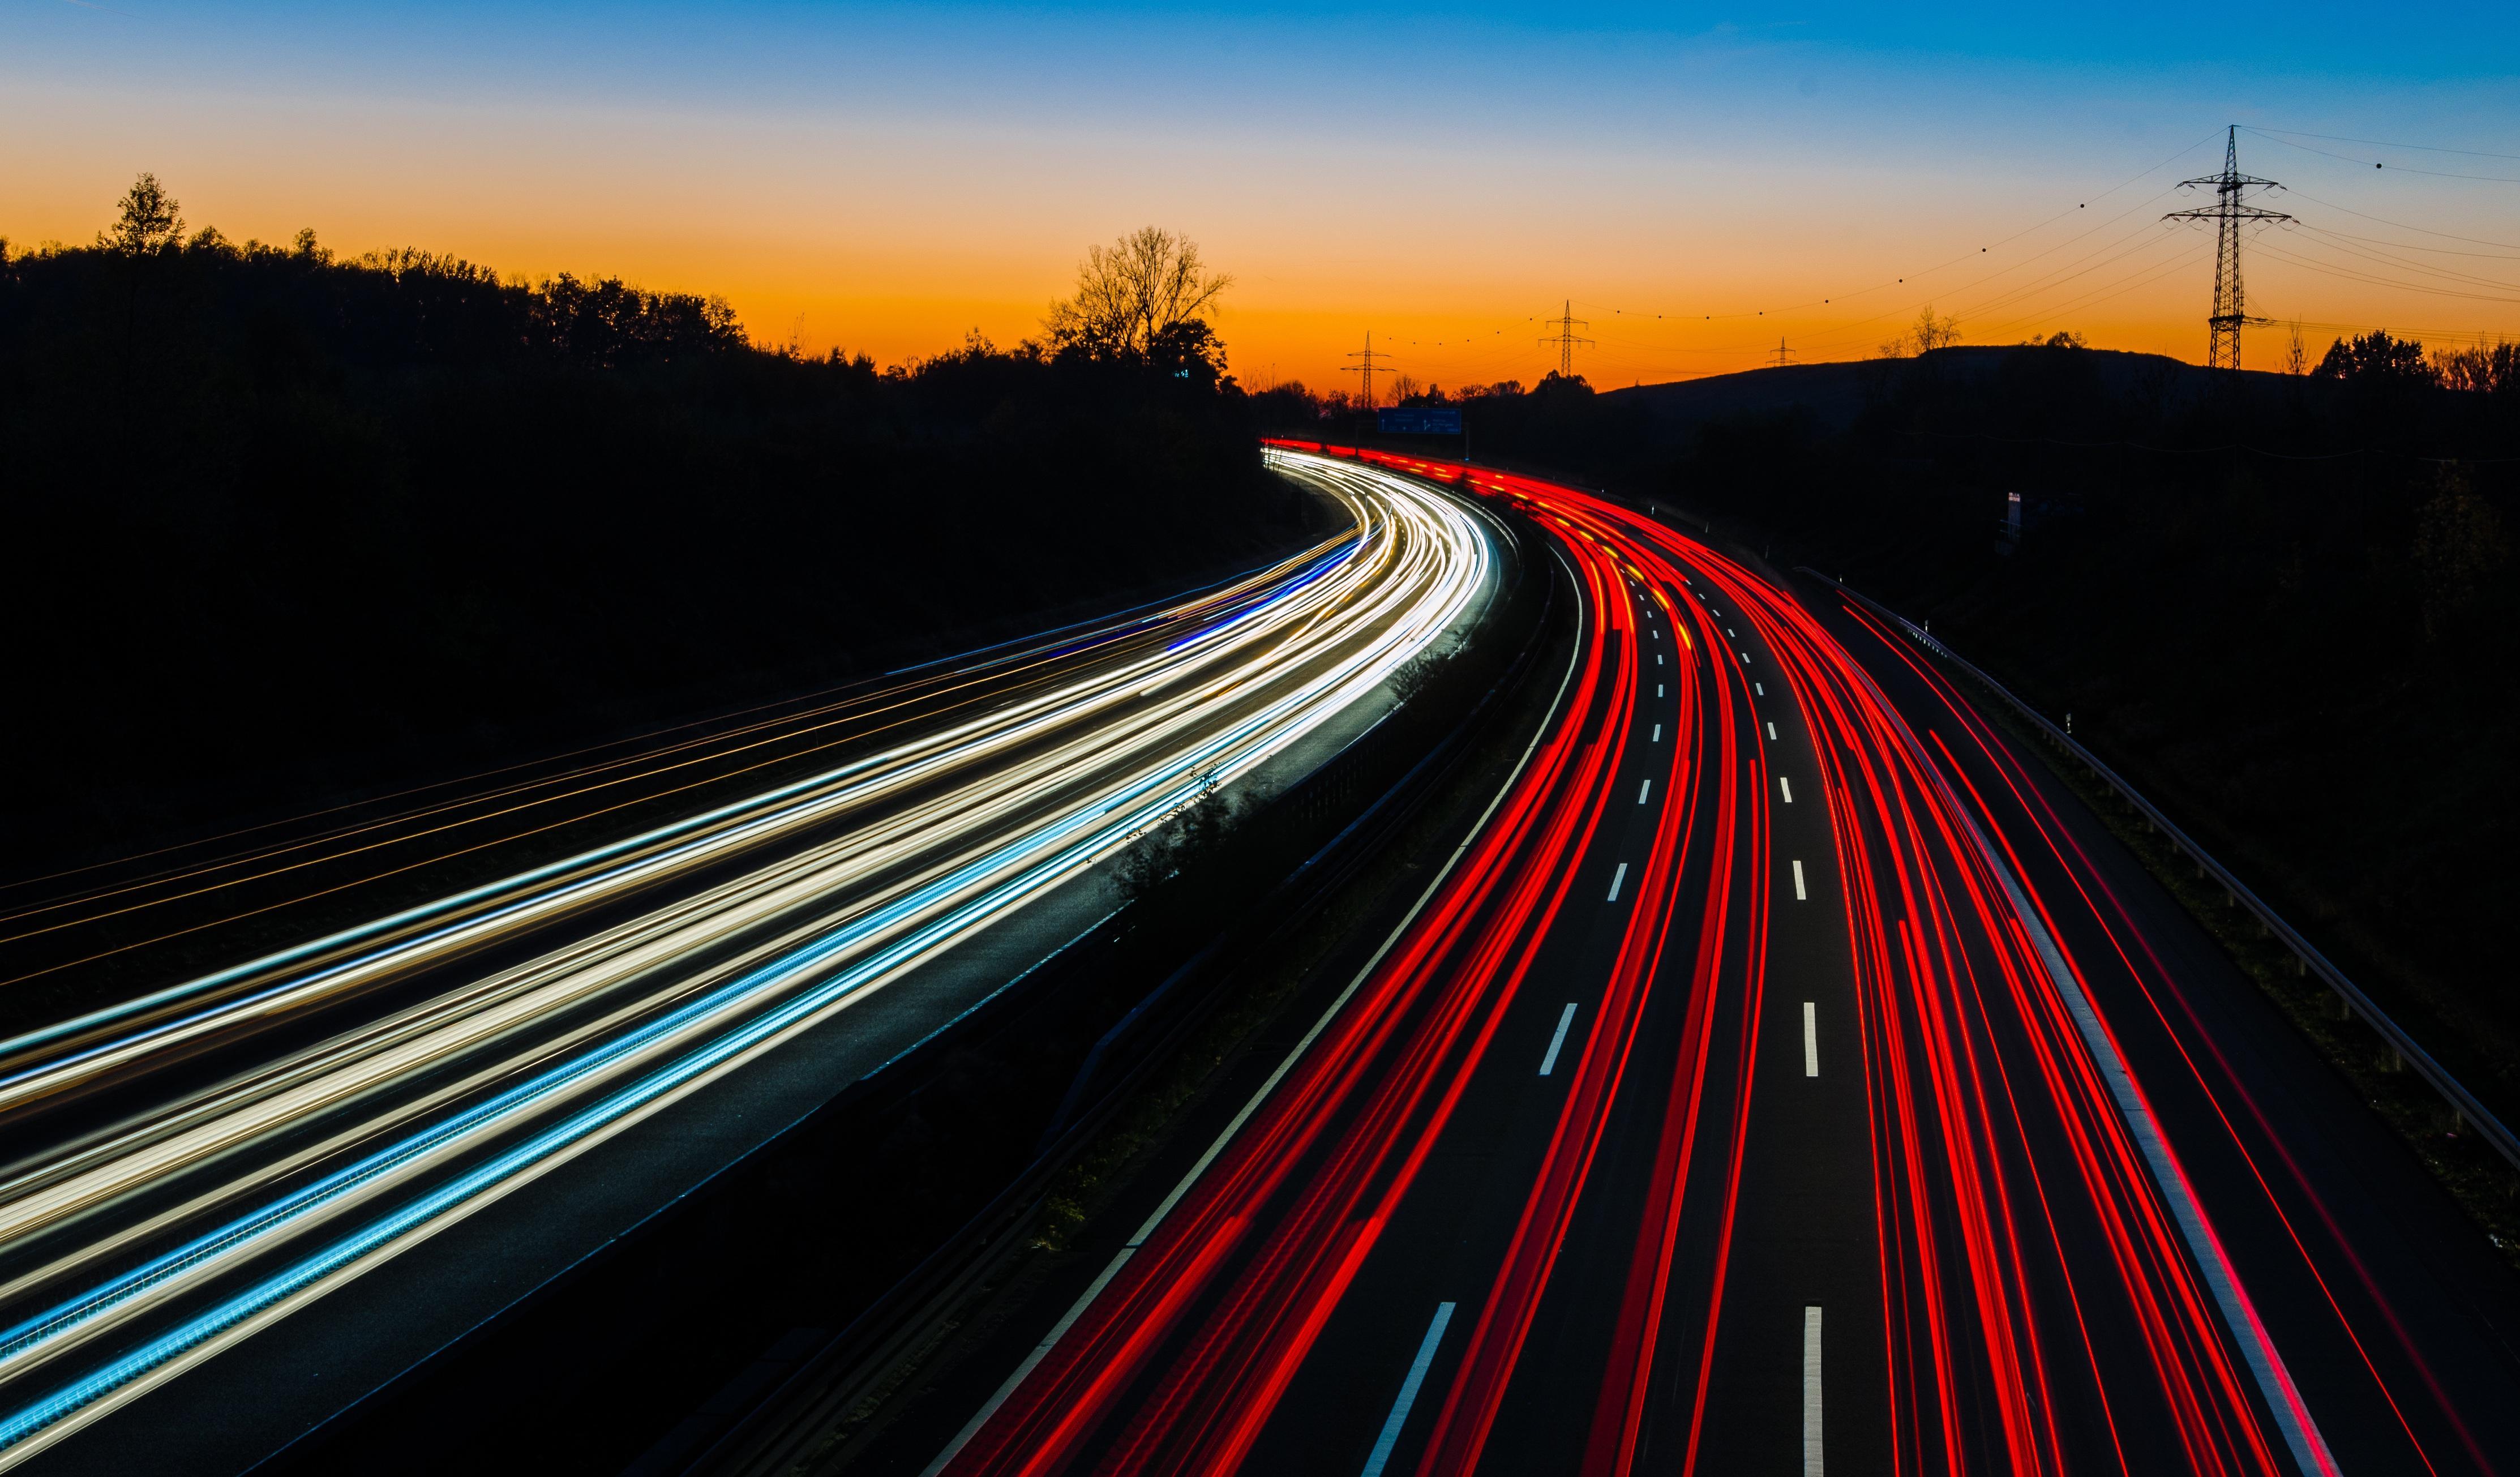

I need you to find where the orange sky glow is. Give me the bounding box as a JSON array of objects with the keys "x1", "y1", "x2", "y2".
[{"x1": 10, "y1": 5, "x2": 2517, "y2": 391}]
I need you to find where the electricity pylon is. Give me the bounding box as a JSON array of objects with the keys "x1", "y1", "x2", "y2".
[
  {"x1": 2165, "y1": 125, "x2": 2291, "y2": 371},
  {"x1": 1342, "y1": 331, "x2": 1398, "y2": 409},
  {"x1": 1539, "y1": 301, "x2": 1594, "y2": 377}
]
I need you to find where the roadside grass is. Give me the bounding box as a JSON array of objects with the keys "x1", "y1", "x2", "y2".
[
  {"x1": 1950, "y1": 661, "x2": 2520, "y2": 1270},
  {"x1": 805, "y1": 580, "x2": 1568, "y2": 1471}
]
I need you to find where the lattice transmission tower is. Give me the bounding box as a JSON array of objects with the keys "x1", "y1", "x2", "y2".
[
  {"x1": 1342, "y1": 331, "x2": 1398, "y2": 409},
  {"x1": 1539, "y1": 300, "x2": 1594, "y2": 377},
  {"x1": 2163, "y1": 125, "x2": 2291, "y2": 371}
]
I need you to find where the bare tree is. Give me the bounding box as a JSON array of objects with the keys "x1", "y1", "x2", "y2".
[
  {"x1": 1045, "y1": 226, "x2": 1232, "y2": 361},
  {"x1": 2286, "y1": 320, "x2": 2309, "y2": 376},
  {"x1": 2429, "y1": 339, "x2": 2515, "y2": 393},
  {"x1": 1387, "y1": 373, "x2": 1422, "y2": 404},
  {"x1": 101, "y1": 173, "x2": 183, "y2": 254},
  {"x1": 1911, "y1": 304, "x2": 1961, "y2": 354}
]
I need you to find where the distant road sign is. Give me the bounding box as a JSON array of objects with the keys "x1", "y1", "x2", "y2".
[{"x1": 1377, "y1": 408, "x2": 1462, "y2": 435}]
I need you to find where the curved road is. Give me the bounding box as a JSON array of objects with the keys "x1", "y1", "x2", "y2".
[
  {"x1": 0, "y1": 456, "x2": 1494, "y2": 1471},
  {"x1": 927, "y1": 447, "x2": 2520, "y2": 1476}
]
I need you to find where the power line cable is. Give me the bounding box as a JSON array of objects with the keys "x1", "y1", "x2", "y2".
[
  {"x1": 2278, "y1": 188, "x2": 2520, "y2": 252},
  {"x1": 2247, "y1": 137, "x2": 2520, "y2": 185},
  {"x1": 1570, "y1": 134, "x2": 2219, "y2": 325},
  {"x1": 1898, "y1": 426, "x2": 2520, "y2": 465},
  {"x1": 2283, "y1": 224, "x2": 2520, "y2": 293},
  {"x1": 1979, "y1": 242, "x2": 2210, "y2": 338},
  {"x1": 1953, "y1": 218, "x2": 2187, "y2": 320},
  {"x1": 2163, "y1": 126, "x2": 2293, "y2": 370},
  {"x1": 2242, "y1": 126, "x2": 2520, "y2": 162},
  {"x1": 2253, "y1": 238, "x2": 2520, "y2": 303},
  {"x1": 2292, "y1": 224, "x2": 2520, "y2": 263},
  {"x1": 2241, "y1": 127, "x2": 2520, "y2": 182},
  {"x1": 2282, "y1": 319, "x2": 2514, "y2": 345}
]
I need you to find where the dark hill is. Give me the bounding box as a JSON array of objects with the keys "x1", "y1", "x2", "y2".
[
  {"x1": 1605, "y1": 346, "x2": 2303, "y2": 442},
  {"x1": 1498, "y1": 333, "x2": 2520, "y2": 1129}
]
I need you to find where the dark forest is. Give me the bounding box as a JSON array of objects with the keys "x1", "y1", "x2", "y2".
[{"x1": 0, "y1": 187, "x2": 1326, "y2": 871}]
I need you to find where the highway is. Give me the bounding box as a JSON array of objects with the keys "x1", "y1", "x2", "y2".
[
  {"x1": 925, "y1": 447, "x2": 2520, "y2": 1476},
  {"x1": 0, "y1": 452, "x2": 1495, "y2": 1471}
]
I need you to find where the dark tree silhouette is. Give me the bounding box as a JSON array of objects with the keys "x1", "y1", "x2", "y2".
[
  {"x1": 0, "y1": 183, "x2": 1325, "y2": 877},
  {"x1": 2315, "y1": 329, "x2": 2437, "y2": 387},
  {"x1": 1044, "y1": 227, "x2": 1232, "y2": 365},
  {"x1": 101, "y1": 173, "x2": 183, "y2": 253}
]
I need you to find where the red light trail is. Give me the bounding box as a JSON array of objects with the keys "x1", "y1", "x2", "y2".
[{"x1": 932, "y1": 442, "x2": 2487, "y2": 1476}]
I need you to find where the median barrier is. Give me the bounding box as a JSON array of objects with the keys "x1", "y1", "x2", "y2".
[
  {"x1": 259, "y1": 476, "x2": 1552, "y2": 1476},
  {"x1": 674, "y1": 483, "x2": 1557, "y2": 1477}
]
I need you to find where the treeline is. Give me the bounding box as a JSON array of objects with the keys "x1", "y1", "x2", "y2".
[
  {"x1": 1251, "y1": 369, "x2": 1654, "y2": 474},
  {"x1": 0, "y1": 184, "x2": 1324, "y2": 868},
  {"x1": 1365, "y1": 329, "x2": 2520, "y2": 1074}
]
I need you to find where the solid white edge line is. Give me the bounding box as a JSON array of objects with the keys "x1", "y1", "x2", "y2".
[
  {"x1": 1361, "y1": 1302, "x2": 1456, "y2": 1477},
  {"x1": 1925, "y1": 748, "x2": 2337, "y2": 1476},
  {"x1": 1802, "y1": 1001, "x2": 1819, "y2": 1078},
  {"x1": 1538, "y1": 1004, "x2": 1578, "y2": 1077},
  {"x1": 1606, "y1": 862, "x2": 1628, "y2": 902},
  {"x1": 919, "y1": 536, "x2": 1587, "y2": 1477},
  {"x1": 1803, "y1": 1305, "x2": 1824, "y2": 1476}
]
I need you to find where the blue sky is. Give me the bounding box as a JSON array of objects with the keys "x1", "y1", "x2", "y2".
[{"x1": 11, "y1": 2, "x2": 2518, "y2": 378}]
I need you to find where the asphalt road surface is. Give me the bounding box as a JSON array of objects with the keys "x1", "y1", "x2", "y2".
[
  {"x1": 927, "y1": 446, "x2": 2520, "y2": 1477},
  {"x1": 0, "y1": 452, "x2": 1496, "y2": 1472}
]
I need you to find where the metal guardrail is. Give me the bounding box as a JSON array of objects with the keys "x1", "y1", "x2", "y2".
[
  {"x1": 674, "y1": 490, "x2": 1559, "y2": 1477},
  {"x1": 1335, "y1": 446, "x2": 2519, "y2": 1181},
  {"x1": 1797, "y1": 566, "x2": 2520, "y2": 1180}
]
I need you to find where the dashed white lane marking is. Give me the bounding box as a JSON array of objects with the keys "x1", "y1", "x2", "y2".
[
  {"x1": 1767, "y1": 721, "x2": 1777, "y2": 740},
  {"x1": 1657, "y1": 684, "x2": 1664, "y2": 697},
  {"x1": 1607, "y1": 863, "x2": 1629, "y2": 902},
  {"x1": 1779, "y1": 776, "x2": 1795, "y2": 803},
  {"x1": 1803, "y1": 1001, "x2": 1820, "y2": 1077},
  {"x1": 1803, "y1": 1306, "x2": 1825, "y2": 1475},
  {"x1": 1539, "y1": 1003, "x2": 1579, "y2": 1076},
  {"x1": 1362, "y1": 1303, "x2": 1458, "y2": 1477},
  {"x1": 1755, "y1": 682, "x2": 1765, "y2": 695},
  {"x1": 1792, "y1": 859, "x2": 1807, "y2": 900},
  {"x1": 1638, "y1": 779, "x2": 1653, "y2": 805}
]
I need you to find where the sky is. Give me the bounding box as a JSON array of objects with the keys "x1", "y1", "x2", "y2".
[{"x1": 8, "y1": 1, "x2": 2520, "y2": 388}]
